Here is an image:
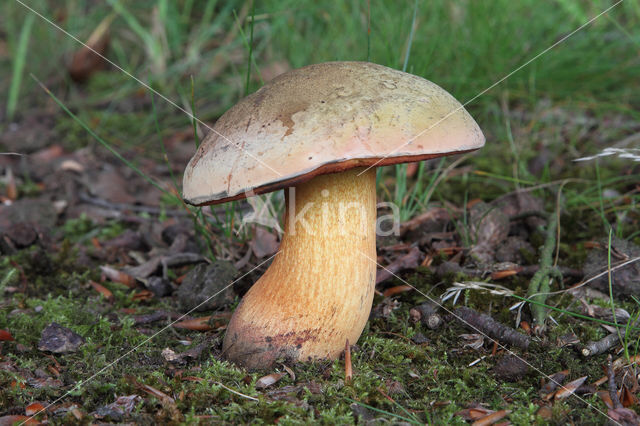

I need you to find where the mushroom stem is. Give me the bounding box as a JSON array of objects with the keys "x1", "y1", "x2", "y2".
[{"x1": 223, "y1": 167, "x2": 377, "y2": 369}]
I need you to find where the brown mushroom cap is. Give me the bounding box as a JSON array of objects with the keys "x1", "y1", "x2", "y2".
[{"x1": 183, "y1": 61, "x2": 484, "y2": 206}]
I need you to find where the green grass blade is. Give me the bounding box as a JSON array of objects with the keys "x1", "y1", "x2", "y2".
[
  {"x1": 245, "y1": 0, "x2": 256, "y2": 96},
  {"x1": 402, "y1": 0, "x2": 419, "y2": 72},
  {"x1": 7, "y1": 13, "x2": 35, "y2": 120}
]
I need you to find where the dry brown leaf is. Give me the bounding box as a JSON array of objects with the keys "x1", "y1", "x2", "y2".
[
  {"x1": 172, "y1": 316, "x2": 213, "y2": 331},
  {"x1": 382, "y1": 285, "x2": 413, "y2": 297},
  {"x1": 593, "y1": 375, "x2": 608, "y2": 387},
  {"x1": 282, "y1": 364, "x2": 295, "y2": 381},
  {"x1": 491, "y1": 269, "x2": 520, "y2": 280},
  {"x1": 90, "y1": 281, "x2": 114, "y2": 302},
  {"x1": 456, "y1": 407, "x2": 494, "y2": 421},
  {"x1": 472, "y1": 409, "x2": 510, "y2": 426},
  {"x1": 100, "y1": 266, "x2": 136, "y2": 288},
  {"x1": 554, "y1": 376, "x2": 588, "y2": 400},
  {"x1": 0, "y1": 329, "x2": 14, "y2": 341},
  {"x1": 256, "y1": 373, "x2": 284, "y2": 389},
  {"x1": 69, "y1": 14, "x2": 114, "y2": 82},
  {"x1": 614, "y1": 355, "x2": 640, "y2": 371},
  {"x1": 132, "y1": 290, "x2": 154, "y2": 302},
  {"x1": 25, "y1": 402, "x2": 46, "y2": 416},
  {"x1": 139, "y1": 383, "x2": 174, "y2": 404},
  {"x1": 0, "y1": 415, "x2": 41, "y2": 425},
  {"x1": 540, "y1": 369, "x2": 569, "y2": 398},
  {"x1": 620, "y1": 385, "x2": 638, "y2": 408}
]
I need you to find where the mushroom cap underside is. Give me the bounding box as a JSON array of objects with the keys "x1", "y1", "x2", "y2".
[{"x1": 183, "y1": 61, "x2": 485, "y2": 205}]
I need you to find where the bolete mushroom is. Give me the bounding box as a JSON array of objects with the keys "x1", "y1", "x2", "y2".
[{"x1": 183, "y1": 62, "x2": 484, "y2": 369}]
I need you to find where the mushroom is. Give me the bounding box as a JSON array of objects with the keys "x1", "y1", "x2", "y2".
[{"x1": 183, "y1": 62, "x2": 484, "y2": 369}]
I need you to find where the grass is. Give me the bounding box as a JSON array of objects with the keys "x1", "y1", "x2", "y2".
[{"x1": 0, "y1": 0, "x2": 639, "y2": 423}]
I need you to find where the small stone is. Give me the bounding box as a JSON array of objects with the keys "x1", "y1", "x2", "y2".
[
  {"x1": 146, "y1": 276, "x2": 175, "y2": 298},
  {"x1": 5, "y1": 223, "x2": 37, "y2": 248},
  {"x1": 177, "y1": 262, "x2": 238, "y2": 312},
  {"x1": 37, "y1": 322, "x2": 85, "y2": 354}
]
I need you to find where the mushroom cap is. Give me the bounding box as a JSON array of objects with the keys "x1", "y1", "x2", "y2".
[{"x1": 183, "y1": 61, "x2": 484, "y2": 206}]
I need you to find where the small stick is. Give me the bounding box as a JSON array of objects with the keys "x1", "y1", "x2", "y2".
[
  {"x1": 344, "y1": 339, "x2": 352, "y2": 384},
  {"x1": 582, "y1": 333, "x2": 621, "y2": 357},
  {"x1": 410, "y1": 302, "x2": 443, "y2": 329},
  {"x1": 607, "y1": 354, "x2": 623, "y2": 409},
  {"x1": 454, "y1": 306, "x2": 531, "y2": 350}
]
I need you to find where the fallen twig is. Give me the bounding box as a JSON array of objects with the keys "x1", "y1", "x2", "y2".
[
  {"x1": 344, "y1": 339, "x2": 352, "y2": 384},
  {"x1": 409, "y1": 302, "x2": 443, "y2": 329},
  {"x1": 453, "y1": 306, "x2": 531, "y2": 350},
  {"x1": 582, "y1": 333, "x2": 621, "y2": 357},
  {"x1": 608, "y1": 355, "x2": 623, "y2": 409}
]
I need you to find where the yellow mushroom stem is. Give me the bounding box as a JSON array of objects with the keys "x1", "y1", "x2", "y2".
[{"x1": 223, "y1": 167, "x2": 377, "y2": 369}]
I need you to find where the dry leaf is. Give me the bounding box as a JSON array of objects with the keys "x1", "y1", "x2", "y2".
[
  {"x1": 382, "y1": 285, "x2": 413, "y2": 297},
  {"x1": 596, "y1": 389, "x2": 614, "y2": 411},
  {"x1": 620, "y1": 385, "x2": 638, "y2": 408},
  {"x1": 132, "y1": 290, "x2": 154, "y2": 302},
  {"x1": 0, "y1": 329, "x2": 14, "y2": 341},
  {"x1": 491, "y1": 269, "x2": 520, "y2": 280},
  {"x1": 0, "y1": 415, "x2": 41, "y2": 425},
  {"x1": 554, "y1": 376, "x2": 588, "y2": 400},
  {"x1": 25, "y1": 402, "x2": 46, "y2": 416},
  {"x1": 282, "y1": 364, "x2": 295, "y2": 381},
  {"x1": 256, "y1": 373, "x2": 284, "y2": 389},
  {"x1": 90, "y1": 281, "x2": 114, "y2": 302},
  {"x1": 69, "y1": 14, "x2": 114, "y2": 82},
  {"x1": 472, "y1": 409, "x2": 510, "y2": 426},
  {"x1": 173, "y1": 316, "x2": 213, "y2": 331},
  {"x1": 540, "y1": 369, "x2": 569, "y2": 398},
  {"x1": 100, "y1": 266, "x2": 137, "y2": 288},
  {"x1": 456, "y1": 407, "x2": 494, "y2": 421}
]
